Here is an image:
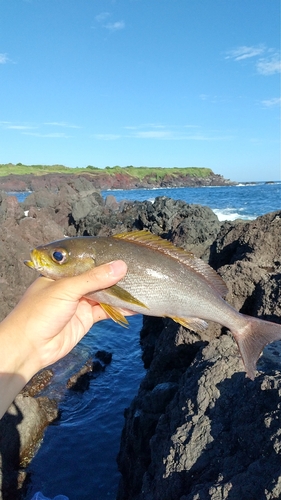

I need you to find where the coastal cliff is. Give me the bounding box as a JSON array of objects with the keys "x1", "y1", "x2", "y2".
[
  {"x1": 0, "y1": 179, "x2": 280, "y2": 500},
  {"x1": 0, "y1": 164, "x2": 235, "y2": 192}
]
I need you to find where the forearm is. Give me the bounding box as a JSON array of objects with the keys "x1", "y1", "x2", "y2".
[
  {"x1": 0, "y1": 316, "x2": 37, "y2": 419},
  {"x1": 0, "y1": 372, "x2": 27, "y2": 419}
]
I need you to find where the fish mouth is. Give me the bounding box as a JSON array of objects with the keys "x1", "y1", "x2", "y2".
[
  {"x1": 24, "y1": 259, "x2": 35, "y2": 269},
  {"x1": 24, "y1": 249, "x2": 47, "y2": 272}
]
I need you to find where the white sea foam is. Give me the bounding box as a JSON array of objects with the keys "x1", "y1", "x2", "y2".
[
  {"x1": 235, "y1": 183, "x2": 257, "y2": 187},
  {"x1": 212, "y1": 208, "x2": 255, "y2": 222}
]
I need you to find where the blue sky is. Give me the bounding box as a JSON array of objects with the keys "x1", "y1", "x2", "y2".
[{"x1": 0, "y1": 0, "x2": 280, "y2": 182}]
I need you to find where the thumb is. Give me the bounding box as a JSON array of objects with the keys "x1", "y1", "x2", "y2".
[{"x1": 55, "y1": 260, "x2": 128, "y2": 300}]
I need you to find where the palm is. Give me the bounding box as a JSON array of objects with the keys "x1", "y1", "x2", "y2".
[{"x1": 26, "y1": 295, "x2": 101, "y2": 368}]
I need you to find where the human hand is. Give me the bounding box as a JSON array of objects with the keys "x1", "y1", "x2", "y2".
[{"x1": 1, "y1": 260, "x2": 128, "y2": 381}]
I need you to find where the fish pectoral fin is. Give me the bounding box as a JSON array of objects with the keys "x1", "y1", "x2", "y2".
[
  {"x1": 168, "y1": 316, "x2": 208, "y2": 332},
  {"x1": 99, "y1": 303, "x2": 129, "y2": 328},
  {"x1": 106, "y1": 285, "x2": 149, "y2": 310}
]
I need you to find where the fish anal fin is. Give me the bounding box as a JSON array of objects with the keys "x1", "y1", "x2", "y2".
[
  {"x1": 167, "y1": 316, "x2": 208, "y2": 332},
  {"x1": 99, "y1": 303, "x2": 129, "y2": 328},
  {"x1": 106, "y1": 284, "x2": 149, "y2": 309}
]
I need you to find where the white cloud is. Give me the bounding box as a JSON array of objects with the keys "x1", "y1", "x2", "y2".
[
  {"x1": 22, "y1": 132, "x2": 69, "y2": 138},
  {"x1": 6, "y1": 125, "x2": 37, "y2": 130},
  {"x1": 104, "y1": 21, "x2": 125, "y2": 31},
  {"x1": 0, "y1": 122, "x2": 37, "y2": 130},
  {"x1": 95, "y1": 11, "x2": 125, "y2": 31},
  {"x1": 128, "y1": 126, "x2": 231, "y2": 141},
  {"x1": 92, "y1": 124, "x2": 232, "y2": 141},
  {"x1": 95, "y1": 12, "x2": 110, "y2": 23},
  {"x1": 125, "y1": 123, "x2": 200, "y2": 132},
  {"x1": 225, "y1": 45, "x2": 280, "y2": 76},
  {"x1": 256, "y1": 54, "x2": 281, "y2": 75},
  {"x1": 185, "y1": 134, "x2": 233, "y2": 141},
  {"x1": 132, "y1": 130, "x2": 173, "y2": 139},
  {"x1": 261, "y1": 97, "x2": 281, "y2": 107},
  {"x1": 0, "y1": 53, "x2": 9, "y2": 64},
  {"x1": 225, "y1": 45, "x2": 265, "y2": 61},
  {"x1": 44, "y1": 121, "x2": 81, "y2": 128},
  {"x1": 124, "y1": 123, "x2": 167, "y2": 131},
  {"x1": 1, "y1": 121, "x2": 81, "y2": 136}
]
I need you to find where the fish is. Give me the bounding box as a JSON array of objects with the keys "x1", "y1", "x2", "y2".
[{"x1": 24, "y1": 230, "x2": 281, "y2": 380}]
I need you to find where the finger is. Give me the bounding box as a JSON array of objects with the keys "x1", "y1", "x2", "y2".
[{"x1": 51, "y1": 260, "x2": 128, "y2": 300}]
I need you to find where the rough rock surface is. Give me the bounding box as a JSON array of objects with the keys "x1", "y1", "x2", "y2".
[
  {"x1": 0, "y1": 392, "x2": 58, "y2": 499},
  {"x1": 0, "y1": 178, "x2": 104, "y2": 320},
  {"x1": 117, "y1": 211, "x2": 281, "y2": 500},
  {"x1": 0, "y1": 192, "x2": 65, "y2": 321},
  {"x1": 1, "y1": 181, "x2": 280, "y2": 500},
  {"x1": 74, "y1": 196, "x2": 221, "y2": 261}
]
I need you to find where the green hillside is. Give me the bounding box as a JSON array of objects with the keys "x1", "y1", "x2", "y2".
[{"x1": 0, "y1": 163, "x2": 213, "y2": 179}]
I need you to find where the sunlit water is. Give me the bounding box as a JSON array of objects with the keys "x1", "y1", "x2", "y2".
[
  {"x1": 8, "y1": 182, "x2": 281, "y2": 499},
  {"x1": 101, "y1": 182, "x2": 281, "y2": 221}
]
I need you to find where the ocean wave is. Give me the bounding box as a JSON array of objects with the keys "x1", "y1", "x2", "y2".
[
  {"x1": 212, "y1": 208, "x2": 255, "y2": 222},
  {"x1": 235, "y1": 183, "x2": 258, "y2": 187}
]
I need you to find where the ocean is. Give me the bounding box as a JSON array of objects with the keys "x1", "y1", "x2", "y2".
[
  {"x1": 101, "y1": 182, "x2": 281, "y2": 221},
  {"x1": 9, "y1": 182, "x2": 281, "y2": 500}
]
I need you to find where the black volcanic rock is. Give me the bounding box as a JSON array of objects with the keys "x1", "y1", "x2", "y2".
[
  {"x1": 0, "y1": 192, "x2": 65, "y2": 321},
  {"x1": 73, "y1": 196, "x2": 221, "y2": 260},
  {"x1": 22, "y1": 175, "x2": 104, "y2": 235},
  {"x1": 117, "y1": 211, "x2": 281, "y2": 500},
  {"x1": 1, "y1": 179, "x2": 280, "y2": 500},
  {"x1": 0, "y1": 393, "x2": 58, "y2": 499}
]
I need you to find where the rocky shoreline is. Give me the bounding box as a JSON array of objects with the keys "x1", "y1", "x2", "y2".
[
  {"x1": 117, "y1": 210, "x2": 281, "y2": 500},
  {"x1": 0, "y1": 177, "x2": 280, "y2": 499},
  {"x1": 0, "y1": 169, "x2": 235, "y2": 193}
]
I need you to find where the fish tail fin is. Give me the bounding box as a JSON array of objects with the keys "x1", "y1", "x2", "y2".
[{"x1": 232, "y1": 315, "x2": 281, "y2": 380}]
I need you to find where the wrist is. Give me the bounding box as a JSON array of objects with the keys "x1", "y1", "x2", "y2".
[{"x1": 0, "y1": 314, "x2": 39, "y2": 385}]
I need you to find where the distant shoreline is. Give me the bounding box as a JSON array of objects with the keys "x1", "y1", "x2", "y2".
[{"x1": 0, "y1": 164, "x2": 236, "y2": 192}]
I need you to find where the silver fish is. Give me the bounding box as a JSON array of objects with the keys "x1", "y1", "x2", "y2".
[{"x1": 24, "y1": 231, "x2": 281, "y2": 379}]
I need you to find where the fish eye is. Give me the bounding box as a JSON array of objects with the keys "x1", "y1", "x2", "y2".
[{"x1": 51, "y1": 249, "x2": 68, "y2": 264}]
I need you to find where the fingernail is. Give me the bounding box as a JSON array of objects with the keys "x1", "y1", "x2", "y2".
[{"x1": 109, "y1": 260, "x2": 127, "y2": 276}]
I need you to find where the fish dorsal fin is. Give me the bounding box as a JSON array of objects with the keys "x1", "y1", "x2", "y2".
[{"x1": 113, "y1": 230, "x2": 228, "y2": 297}]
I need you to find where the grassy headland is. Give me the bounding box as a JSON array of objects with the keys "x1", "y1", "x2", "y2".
[
  {"x1": 0, "y1": 163, "x2": 213, "y2": 179},
  {"x1": 0, "y1": 163, "x2": 233, "y2": 191}
]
